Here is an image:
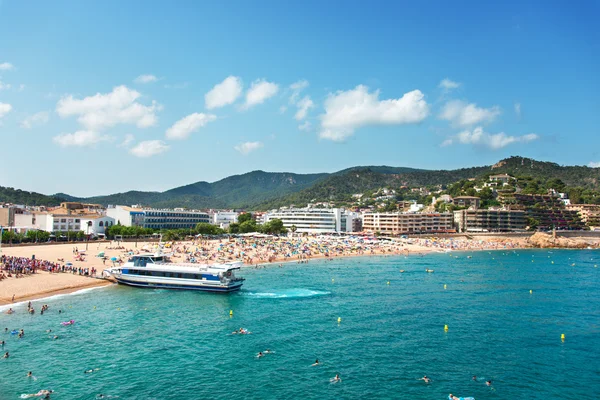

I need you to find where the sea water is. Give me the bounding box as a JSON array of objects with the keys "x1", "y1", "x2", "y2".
[{"x1": 1, "y1": 250, "x2": 599, "y2": 400}]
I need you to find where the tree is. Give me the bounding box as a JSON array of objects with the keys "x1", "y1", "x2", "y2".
[
  {"x1": 261, "y1": 218, "x2": 287, "y2": 235},
  {"x1": 228, "y1": 223, "x2": 240, "y2": 234},
  {"x1": 238, "y1": 220, "x2": 258, "y2": 233},
  {"x1": 238, "y1": 213, "x2": 253, "y2": 224},
  {"x1": 526, "y1": 217, "x2": 540, "y2": 231}
]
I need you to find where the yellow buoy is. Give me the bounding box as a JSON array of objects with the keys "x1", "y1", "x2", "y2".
[
  {"x1": 444, "y1": 284, "x2": 447, "y2": 289},
  {"x1": 529, "y1": 289, "x2": 532, "y2": 294},
  {"x1": 332, "y1": 278, "x2": 335, "y2": 283},
  {"x1": 561, "y1": 333, "x2": 565, "y2": 341},
  {"x1": 551, "y1": 261, "x2": 554, "y2": 264},
  {"x1": 229, "y1": 310, "x2": 233, "y2": 317},
  {"x1": 338, "y1": 317, "x2": 342, "y2": 323},
  {"x1": 387, "y1": 281, "x2": 390, "y2": 285},
  {"x1": 444, "y1": 325, "x2": 449, "y2": 331}
]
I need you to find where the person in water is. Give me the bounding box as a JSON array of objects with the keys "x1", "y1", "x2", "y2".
[
  {"x1": 331, "y1": 374, "x2": 341, "y2": 383},
  {"x1": 472, "y1": 375, "x2": 477, "y2": 381},
  {"x1": 27, "y1": 371, "x2": 32, "y2": 378},
  {"x1": 486, "y1": 380, "x2": 492, "y2": 386},
  {"x1": 3, "y1": 351, "x2": 8, "y2": 358},
  {"x1": 449, "y1": 394, "x2": 460, "y2": 400},
  {"x1": 311, "y1": 359, "x2": 320, "y2": 366},
  {"x1": 420, "y1": 375, "x2": 431, "y2": 383}
]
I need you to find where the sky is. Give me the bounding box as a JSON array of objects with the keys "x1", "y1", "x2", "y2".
[{"x1": 0, "y1": 0, "x2": 598, "y2": 197}]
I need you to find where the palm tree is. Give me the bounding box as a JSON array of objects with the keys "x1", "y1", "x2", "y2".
[{"x1": 290, "y1": 225, "x2": 297, "y2": 237}]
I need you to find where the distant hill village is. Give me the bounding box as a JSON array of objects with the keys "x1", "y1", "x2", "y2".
[{"x1": 1, "y1": 173, "x2": 600, "y2": 242}]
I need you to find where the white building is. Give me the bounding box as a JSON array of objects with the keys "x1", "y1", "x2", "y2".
[
  {"x1": 263, "y1": 208, "x2": 361, "y2": 233},
  {"x1": 212, "y1": 211, "x2": 239, "y2": 228},
  {"x1": 107, "y1": 205, "x2": 210, "y2": 230}
]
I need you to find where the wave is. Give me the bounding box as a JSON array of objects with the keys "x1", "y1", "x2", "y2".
[
  {"x1": 241, "y1": 289, "x2": 330, "y2": 299},
  {"x1": 0, "y1": 285, "x2": 110, "y2": 312}
]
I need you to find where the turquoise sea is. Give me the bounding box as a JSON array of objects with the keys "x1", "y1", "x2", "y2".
[{"x1": 1, "y1": 250, "x2": 599, "y2": 400}]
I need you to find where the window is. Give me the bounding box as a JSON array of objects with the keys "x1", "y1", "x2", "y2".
[
  {"x1": 99, "y1": 221, "x2": 104, "y2": 227},
  {"x1": 75, "y1": 219, "x2": 80, "y2": 223}
]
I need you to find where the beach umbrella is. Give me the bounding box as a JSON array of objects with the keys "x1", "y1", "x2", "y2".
[{"x1": 110, "y1": 257, "x2": 118, "y2": 261}]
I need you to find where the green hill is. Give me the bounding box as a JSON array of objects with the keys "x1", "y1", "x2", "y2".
[{"x1": 2, "y1": 157, "x2": 600, "y2": 210}]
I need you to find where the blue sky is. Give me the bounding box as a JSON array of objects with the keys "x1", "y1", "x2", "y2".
[{"x1": 0, "y1": 0, "x2": 598, "y2": 197}]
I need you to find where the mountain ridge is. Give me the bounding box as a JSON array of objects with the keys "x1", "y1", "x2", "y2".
[{"x1": 2, "y1": 157, "x2": 600, "y2": 210}]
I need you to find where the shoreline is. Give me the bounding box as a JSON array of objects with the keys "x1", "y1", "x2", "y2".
[{"x1": 0, "y1": 278, "x2": 112, "y2": 306}]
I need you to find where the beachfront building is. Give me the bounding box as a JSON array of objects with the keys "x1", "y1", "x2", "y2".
[
  {"x1": 106, "y1": 205, "x2": 210, "y2": 230},
  {"x1": 452, "y1": 196, "x2": 481, "y2": 209},
  {"x1": 263, "y1": 208, "x2": 360, "y2": 233},
  {"x1": 488, "y1": 174, "x2": 514, "y2": 185},
  {"x1": 0, "y1": 205, "x2": 15, "y2": 227},
  {"x1": 212, "y1": 211, "x2": 239, "y2": 228},
  {"x1": 362, "y1": 212, "x2": 454, "y2": 235},
  {"x1": 566, "y1": 204, "x2": 600, "y2": 227},
  {"x1": 453, "y1": 209, "x2": 526, "y2": 233}
]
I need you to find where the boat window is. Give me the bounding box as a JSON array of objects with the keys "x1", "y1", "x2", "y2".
[{"x1": 177, "y1": 273, "x2": 182, "y2": 278}]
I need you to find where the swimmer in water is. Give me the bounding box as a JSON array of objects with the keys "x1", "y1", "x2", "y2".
[
  {"x1": 330, "y1": 374, "x2": 341, "y2": 383},
  {"x1": 472, "y1": 375, "x2": 477, "y2": 381},
  {"x1": 3, "y1": 351, "x2": 8, "y2": 358},
  {"x1": 449, "y1": 394, "x2": 460, "y2": 400},
  {"x1": 256, "y1": 352, "x2": 264, "y2": 358},
  {"x1": 264, "y1": 349, "x2": 273, "y2": 354},
  {"x1": 53, "y1": 336, "x2": 59, "y2": 340},
  {"x1": 85, "y1": 369, "x2": 100, "y2": 374},
  {"x1": 311, "y1": 359, "x2": 320, "y2": 366},
  {"x1": 27, "y1": 371, "x2": 32, "y2": 378},
  {"x1": 486, "y1": 380, "x2": 492, "y2": 386},
  {"x1": 419, "y1": 375, "x2": 431, "y2": 383}
]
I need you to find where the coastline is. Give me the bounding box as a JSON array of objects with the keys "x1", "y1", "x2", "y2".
[{"x1": 2, "y1": 232, "x2": 599, "y2": 305}]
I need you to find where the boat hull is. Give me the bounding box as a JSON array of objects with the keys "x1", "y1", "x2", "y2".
[{"x1": 113, "y1": 276, "x2": 243, "y2": 293}]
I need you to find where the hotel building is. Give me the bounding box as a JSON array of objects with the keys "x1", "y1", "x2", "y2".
[
  {"x1": 107, "y1": 205, "x2": 210, "y2": 230},
  {"x1": 263, "y1": 208, "x2": 361, "y2": 233},
  {"x1": 453, "y1": 209, "x2": 526, "y2": 232},
  {"x1": 362, "y1": 212, "x2": 454, "y2": 235}
]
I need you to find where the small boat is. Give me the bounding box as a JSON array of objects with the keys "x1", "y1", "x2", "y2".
[{"x1": 104, "y1": 249, "x2": 244, "y2": 293}]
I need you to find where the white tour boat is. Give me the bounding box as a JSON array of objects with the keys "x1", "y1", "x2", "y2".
[{"x1": 104, "y1": 251, "x2": 244, "y2": 292}]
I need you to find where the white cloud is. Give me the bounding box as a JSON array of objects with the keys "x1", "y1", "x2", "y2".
[
  {"x1": 53, "y1": 130, "x2": 110, "y2": 147},
  {"x1": 118, "y1": 134, "x2": 135, "y2": 148},
  {"x1": 234, "y1": 141, "x2": 263, "y2": 155},
  {"x1": 294, "y1": 96, "x2": 314, "y2": 121},
  {"x1": 165, "y1": 112, "x2": 217, "y2": 140},
  {"x1": 0, "y1": 102, "x2": 12, "y2": 119},
  {"x1": 56, "y1": 85, "x2": 161, "y2": 131},
  {"x1": 0, "y1": 80, "x2": 11, "y2": 90},
  {"x1": 319, "y1": 85, "x2": 429, "y2": 142},
  {"x1": 440, "y1": 100, "x2": 501, "y2": 127},
  {"x1": 0, "y1": 62, "x2": 14, "y2": 71},
  {"x1": 205, "y1": 76, "x2": 243, "y2": 109},
  {"x1": 20, "y1": 111, "x2": 49, "y2": 129},
  {"x1": 134, "y1": 74, "x2": 158, "y2": 84},
  {"x1": 444, "y1": 126, "x2": 538, "y2": 150},
  {"x1": 244, "y1": 79, "x2": 279, "y2": 109},
  {"x1": 588, "y1": 162, "x2": 600, "y2": 168},
  {"x1": 439, "y1": 78, "x2": 460, "y2": 91},
  {"x1": 514, "y1": 102, "x2": 521, "y2": 118},
  {"x1": 298, "y1": 121, "x2": 312, "y2": 131},
  {"x1": 289, "y1": 80, "x2": 309, "y2": 103},
  {"x1": 129, "y1": 140, "x2": 169, "y2": 158}
]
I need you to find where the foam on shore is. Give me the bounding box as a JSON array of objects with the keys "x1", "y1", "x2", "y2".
[{"x1": 0, "y1": 284, "x2": 112, "y2": 312}]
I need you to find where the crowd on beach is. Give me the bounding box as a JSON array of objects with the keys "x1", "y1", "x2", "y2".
[{"x1": 0, "y1": 255, "x2": 99, "y2": 280}]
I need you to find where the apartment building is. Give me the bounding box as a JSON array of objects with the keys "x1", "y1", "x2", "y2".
[
  {"x1": 362, "y1": 212, "x2": 454, "y2": 235},
  {"x1": 453, "y1": 209, "x2": 526, "y2": 232}
]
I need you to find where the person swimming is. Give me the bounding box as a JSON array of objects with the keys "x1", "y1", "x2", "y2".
[
  {"x1": 256, "y1": 351, "x2": 264, "y2": 358},
  {"x1": 420, "y1": 375, "x2": 431, "y2": 383},
  {"x1": 449, "y1": 394, "x2": 460, "y2": 400},
  {"x1": 27, "y1": 371, "x2": 32, "y2": 377},
  {"x1": 311, "y1": 359, "x2": 320, "y2": 366},
  {"x1": 330, "y1": 374, "x2": 341, "y2": 383},
  {"x1": 472, "y1": 375, "x2": 477, "y2": 381},
  {"x1": 486, "y1": 380, "x2": 492, "y2": 386},
  {"x1": 3, "y1": 351, "x2": 8, "y2": 358}
]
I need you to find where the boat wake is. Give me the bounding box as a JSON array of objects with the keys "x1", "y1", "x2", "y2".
[{"x1": 242, "y1": 289, "x2": 330, "y2": 299}]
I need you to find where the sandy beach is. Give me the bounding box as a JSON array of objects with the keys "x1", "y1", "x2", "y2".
[{"x1": 2, "y1": 232, "x2": 598, "y2": 305}]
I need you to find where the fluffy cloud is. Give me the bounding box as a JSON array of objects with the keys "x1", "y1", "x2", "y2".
[
  {"x1": 294, "y1": 96, "x2": 314, "y2": 121},
  {"x1": 0, "y1": 62, "x2": 14, "y2": 71},
  {"x1": 298, "y1": 121, "x2": 312, "y2": 131},
  {"x1": 289, "y1": 80, "x2": 309, "y2": 103},
  {"x1": 129, "y1": 140, "x2": 169, "y2": 158},
  {"x1": 56, "y1": 85, "x2": 161, "y2": 131},
  {"x1": 205, "y1": 76, "x2": 243, "y2": 109},
  {"x1": 440, "y1": 100, "x2": 501, "y2": 127},
  {"x1": 443, "y1": 126, "x2": 538, "y2": 149},
  {"x1": 118, "y1": 134, "x2": 135, "y2": 148},
  {"x1": 134, "y1": 74, "x2": 158, "y2": 84},
  {"x1": 244, "y1": 79, "x2": 279, "y2": 109},
  {"x1": 439, "y1": 78, "x2": 460, "y2": 91},
  {"x1": 0, "y1": 80, "x2": 11, "y2": 90},
  {"x1": 319, "y1": 85, "x2": 429, "y2": 141},
  {"x1": 20, "y1": 111, "x2": 50, "y2": 129},
  {"x1": 165, "y1": 112, "x2": 217, "y2": 140},
  {"x1": 53, "y1": 131, "x2": 110, "y2": 147},
  {"x1": 588, "y1": 162, "x2": 600, "y2": 168},
  {"x1": 234, "y1": 141, "x2": 263, "y2": 155},
  {"x1": 0, "y1": 102, "x2": 12, "y2": 119}
]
